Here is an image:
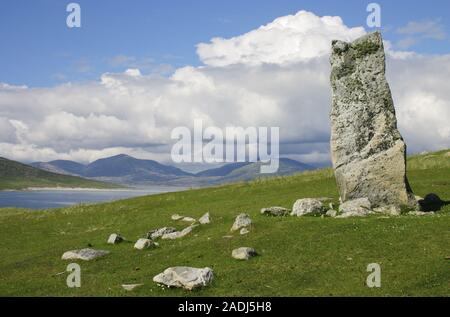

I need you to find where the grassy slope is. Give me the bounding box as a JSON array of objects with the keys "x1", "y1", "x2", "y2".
[
  {"x1": 0, "y1": 151, "x2": 449, "y2": 296},
  {"x1": 0, "y1": 157, "x2": 121, "y2": 190}
]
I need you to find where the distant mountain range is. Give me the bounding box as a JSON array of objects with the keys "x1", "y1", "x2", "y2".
[
  {"x1": 0, "y1": 157, "x2": 119, "y2": 190},
  {"x1": 31, "y1": 154, "x2": 316, "y2": 187}
]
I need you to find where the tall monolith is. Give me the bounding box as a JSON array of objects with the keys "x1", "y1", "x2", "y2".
[{"x1": 330, "y1": 31, "x2": 417, "y2": 209}]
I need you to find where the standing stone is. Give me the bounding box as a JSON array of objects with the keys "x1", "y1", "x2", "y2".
[{"x1": 330, "y1": 32, "x2": 417, "y2": 209}]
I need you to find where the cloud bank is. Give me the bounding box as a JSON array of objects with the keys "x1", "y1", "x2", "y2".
[{"x1": 0, "y1": 11, "x2": 449, "y2": 166}]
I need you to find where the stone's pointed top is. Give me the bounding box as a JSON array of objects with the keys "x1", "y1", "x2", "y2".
[{"x1": 332, "y1": 31, "x2": 382, "y2": 47}]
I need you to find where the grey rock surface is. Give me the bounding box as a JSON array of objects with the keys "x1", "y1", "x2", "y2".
[
  {"x1": 330, "y1": 31, "x2": 417, "y2": 209},
  {"x1": 261, "y1": 207, "x2": 291, "y2": 217},
  {"x1": 232, "y1": 247, "x2": 257, "y2": 260},
  {"x1": 291, "y1": 198, "x2": 326, "y2": 216},
  {"x1": 134, "y1": 238, "x2": 154, "y2": 250},
  {"x1": 121, "y1": 283, "x2": 144, "y2": 291},
  {"x1": 338, "y1": 197, "x2": 372, "y2": 217},
  {"x1": 107, "y1": 233, "x2": 124, "y2": 244},
  {"x1": 61, "y1": 248, "x2": 109, "y2": 261},
  {"x1": 161, "y1": 225, "x2": 198, "y2": 240},
  {"x1": 231, "y1": 213, "x2": 252, "y2": 232},
  {"x1": 147, "y1": 227, "x2": 177, "y2": 240},
  {"x1": 153, "y1": 267, "x2": 214, "y2": 290},
  {"x1": 198, "y1": 212, "x2": 211, "y2": 225}
]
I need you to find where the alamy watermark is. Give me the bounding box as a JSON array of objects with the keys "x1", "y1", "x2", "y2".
[
  {"x1": 366, "y1": 263, "x2": 381, "y2": 288},
  {"x1": 66, "y1": 3, "x2": 81, "y2": 28},
  {"x1": 366, "y1": 3, "x2": 381, "y2": 28},
  {"x1": 66, "y1": 263, "x2": 81, "y2": 288},
  {"x1": 171, "y1": 119, "x2": 280, "y2": 174}
]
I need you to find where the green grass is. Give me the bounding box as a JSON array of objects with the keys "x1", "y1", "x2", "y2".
[
  {"x1": 0, "y1": 151, "x2": 449, "y2": 296},
  {"x1": 0, "y1": 157, "x2": 121, "y2": 190}
]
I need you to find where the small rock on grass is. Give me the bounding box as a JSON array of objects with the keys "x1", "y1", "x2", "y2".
[
  {"x1": 153, "y1": 267, "x2": 214, "y2": 290},
  {"x1": 240, "y1": 228, "x2": 250, "y2": 235},
  {"x1": 261, "y1": 207, "x2": 290, "y2": 217},
  {"x1": 122, "y1": 283, "x2": 144, "y2": 291},
  {"x1": 171, "y1": 214, "x2": 183, "y2": 221},
  {"x1": 199, "y1": 212, "x2": 211, "y2": 224},
  {"x1": 291, "y1": 199, "x2": 326, "y2": 216},
  {"x1": 107, "y1": 233, "x2": 124, "y2": 244},
  {"x1": 231, "y1": 213, "x2": 252, "y2": 232},
  {"x1": 62, "y1": 248, "x2": 109, "y2": 261},
  {"x1": 134, "y1": 238, "x2": 154, "y2": 250},
  {"x1": 232, "y1": 247, "x2": 257, "y2": 260},
  {"x1": 162, "y1": 225, "x2": 198, "y2": 240},
  {"x1": 147, "y1": 227, "x2": 177, "y2": 240}
]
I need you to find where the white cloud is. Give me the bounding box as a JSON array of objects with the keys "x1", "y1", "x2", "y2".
[
  {"x1": 0, "y1": 11, "x2": 449, "y2": 165},
  {"x1": 395, "y1": 19, "x2": 447, "y2": 49},
  {"x1": 197, "y1": 10, "x2": 365, "y2": 66}
]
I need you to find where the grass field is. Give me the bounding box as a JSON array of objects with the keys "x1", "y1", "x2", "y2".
[{"x1": 0, "y1": 150, "x2": 448, "y2": 296}]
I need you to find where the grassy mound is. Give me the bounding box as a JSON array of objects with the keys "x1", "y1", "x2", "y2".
[{"x1": 0, "y1": 151, "x2": 448, "y2": 296}]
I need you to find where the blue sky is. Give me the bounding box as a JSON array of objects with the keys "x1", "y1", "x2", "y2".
[{"x1": 1, "y1": 0, "x2": 449, "y2": 87}]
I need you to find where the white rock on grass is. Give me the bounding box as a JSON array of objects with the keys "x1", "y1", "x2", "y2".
[
  {"x1": 408, "y1": 211, "x2": 435, "y2": 216},
  {"x1": 122, "y1": 283, "x2": 144, "y2": 291},
  {"x1": 171, "y1": 214, "x2": 184, "y2": 221},
  {"x1": 107, "y1": 233, "x2": 124, "y2": 244},
  {"x1": 181, "y1": 217, "x2": 196, "y2": 223},
  {"x1": 240, "y1": 228, "x2": 250, "y2": 235},
  {"x1": 231, "y1": 213, "x2": 252, "y2": 232},
  {"x1": 162, "y1": 225, "x2": 198, "y2": 240},
  {"x1": 134, "y1": 238, "x2": 154, "y2": 250},
  {"x1": 326, "y1": 210, "x2": 338, "y2": 218},
  {"x1": 338, "y1": 198, "x2": 372, "y2": 217},
  {"x1": 198, "y1": 212, "x2": 211, "y2": 225},
  {"x1": 153, "y1": 267, "x2": 214, "y2": 290},
  {"x1": 147, "y1": 227, "x2": 177, "y2": 240},
  {"x1": 260, "y1": 207, "x2": 290, "y2": 217},
  {"x1": 232, "y1": 247, "x2": 257, "y2": 260},
  {"x1": 291, "y1": 198, "x2": 326, "y2": 217},
  {"x1": 62, "y1": 248, "x2": 109, "y2": 261},
  {"x1": 373, "y1": 205, "x2": 402, "y2": 216}
]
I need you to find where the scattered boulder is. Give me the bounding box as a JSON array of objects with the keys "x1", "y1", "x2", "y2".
[
  {"x1": 107, "y1": 233, "x2": 124, "y2": 244},
  {"x1": 330, "y1": 31, "x2": 417, "y2": 209},
  {"x1": 171, "y1": 214, "x2": 183, "y2": 221},
  {"x1": 162, "y1": 225, "x2": 198, "y2": 240},
  {"x1": 153, "y1": 267, "x2": 214, "y2": 290},
  {"x1": 338, "y1": 198, "x2": 372, "y2": 217},
  {"x1": 261, "y1": 207, "x2": 290, "y2": 217},
  {"x1": 240, "y1": 228, "x2": 250, "y2": 235},
  {"x1": 147, "y1": 227, "x2": 177, "y2": 240},
  {"x1": 181, "y1": 217, "x2": 196, "y2": 223},
  {"x1": 231, "y1": 213, "x2": 252, "y2": 232},
  {"x1": 198, "y1": 212, "x2": 211, "y2": 225},
  {"x1": 232, "y1": 247, "x2": 257, "y2": 260},
  {"x1": 61, "y1": 248, "x2": 109, "y2": 261},
  {"x1": 373, "y1": 205, "x2": 401, "y2": 216},
  {"x1": 122, "y1": 284, "x2": 144, "y2": 291},
  {"x1": 291, "y1": 198, "x2": 326, "y2": 216},
  {"x1": 134, "y1": 238, "x2": 154, "y2": 250},
  {"x1": 326, "y1": 210, "x2": 338, "y2": 218},
  {"x1": 408, "y1": 211, "x2": 435, "y2": 216}
]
